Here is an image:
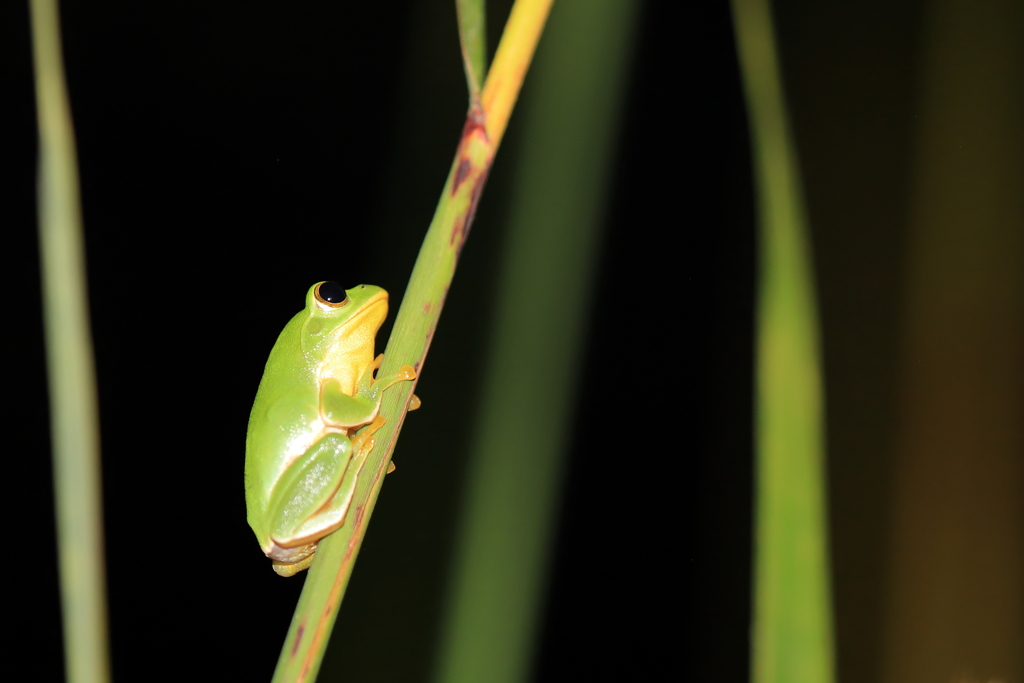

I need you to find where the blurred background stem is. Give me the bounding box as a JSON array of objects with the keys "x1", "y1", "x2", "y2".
[
  {"x1": 881, "y1": 1, "x2": 1024, "y2": 680},
  {"x1": 30, "y1": 0, "x2": 110, "y2": 682},
  {"x1": 731, "y1": 0, "x2": 835, "y2": 681},
  {"x1": 433, "y1": 1, "x2": 640, "y2": 681}
]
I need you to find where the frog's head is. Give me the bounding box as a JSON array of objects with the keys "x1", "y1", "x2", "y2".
[
  {"x1": 302, "y1": 281, "x2": 389, "y2": 345},
  {"x1": 299, "y1": 282, "x2": 389, "y2": 390}
]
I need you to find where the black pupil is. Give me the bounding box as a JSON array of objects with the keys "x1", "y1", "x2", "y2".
[{"x1": 318, "y1": 281, "x2": 347, "y2": 304}]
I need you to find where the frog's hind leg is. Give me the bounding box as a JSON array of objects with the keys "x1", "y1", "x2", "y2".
[
  {"x1": 290, "y1": 416, "x2": 386, "y2": 539},
  {"x1": 268, "y1": 432, "x2": 352, "y2": 545}
]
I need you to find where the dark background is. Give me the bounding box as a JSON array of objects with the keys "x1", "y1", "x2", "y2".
[{"x1": 4, "y1": 0, "x2": 938, "y2": 681}]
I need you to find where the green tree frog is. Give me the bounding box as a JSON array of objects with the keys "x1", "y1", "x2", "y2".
[{"x1": 244, "y1": 281, "x2": 416, "y2": 576}]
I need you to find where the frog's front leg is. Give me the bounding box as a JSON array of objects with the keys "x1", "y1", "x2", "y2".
[
  {"x1": 320, "y1": 357, "x2": 417, "y2": 428},
  {"x1": 321, "y1": 378, "x2": 379, "y2": 428},
  {"x1": 366, "y1": 354, "x2": 418, "y2": 394}
]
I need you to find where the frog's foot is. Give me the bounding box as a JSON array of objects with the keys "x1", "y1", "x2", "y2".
[
  {"x1": 391, "y1": 365, "x2": 418, "y2": 386},
  {"x1": 272, "y1": 547, "x2": 317, "y2": 577},
  {"x1": 372, "y1": 356, "x2": 417, "y2": 391},
  {"x1": 350, "y1": 415, "x2": 386, "y2": 457},
  {"x1": 351, "y1": 415, "x2": 400, "y2": 476},
  {"x1": 408, "y1": 394, "x2": 422, "y2": 411}
]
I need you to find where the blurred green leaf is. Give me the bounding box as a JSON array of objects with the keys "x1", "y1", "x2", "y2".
[
  {"x1": 30, "y1": 0, "x2": 110, "y2": 681},
  {"x1": 731, "y1": 0, "x2": 836, "y2": 681}
]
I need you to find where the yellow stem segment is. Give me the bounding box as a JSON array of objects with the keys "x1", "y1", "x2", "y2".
[{"x1": 481, "y1": 0, "x2": 554, "y2": 146}]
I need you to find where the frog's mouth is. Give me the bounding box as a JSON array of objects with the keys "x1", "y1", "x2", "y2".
[{"x1": 336, "y1": 291, "x2": 388, "y2": 336}]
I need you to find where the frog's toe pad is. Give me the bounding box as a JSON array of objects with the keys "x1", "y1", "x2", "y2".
[{"x1": 387, "y1": 461, "x2": 396, "y2": 474}]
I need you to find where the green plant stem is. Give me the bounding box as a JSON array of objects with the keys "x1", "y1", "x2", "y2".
[
  {"x1": 269, "y1": 2, "x2": 553, "y2": 681},
  {"x1": 731, "y1": 0, "x2": 835, "y2": 681},
  {"x1": 30, "y1": 1, "x2": 111, "y2": 682},
  {"x1": 456, "y1": 0, "x2": 487, "y2": 100}
]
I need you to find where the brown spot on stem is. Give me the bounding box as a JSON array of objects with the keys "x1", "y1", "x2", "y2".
[
  {"x1": 292, "y1": 622, "x2": 306, "y2": 658},
  {"x1": 452, "y1": 158, "x2": 473, "y2": 195},
  {"x1": 450, "y1": 106, "x2": 489, "y2": 200}
]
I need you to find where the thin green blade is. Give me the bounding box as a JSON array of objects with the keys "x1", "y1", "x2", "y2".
[{"x1": 731, "y1": 0, "x2": 836, "y2": 681}]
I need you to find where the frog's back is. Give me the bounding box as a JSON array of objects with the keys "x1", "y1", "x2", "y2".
[{"x1": 245, "y1": 312, "x2": 322, "y2": 535}]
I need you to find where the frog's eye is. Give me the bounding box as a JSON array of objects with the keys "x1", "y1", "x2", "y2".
[{"x1": 315, "y1": 281, "x2": 349, "y2": 308}]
